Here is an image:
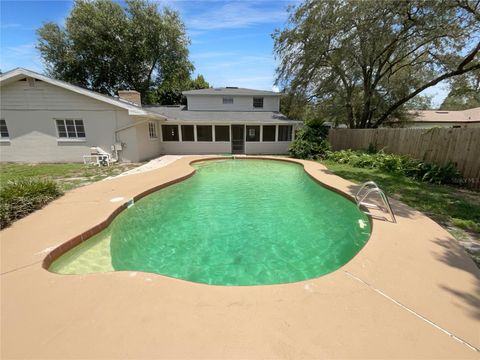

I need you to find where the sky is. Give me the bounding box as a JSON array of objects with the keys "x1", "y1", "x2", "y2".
[{"x1": 0, "y1": 0, "x2": 448, "y2": 106}]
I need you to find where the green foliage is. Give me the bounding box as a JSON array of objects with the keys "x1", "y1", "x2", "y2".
[
  {"x1": 0, "y1": 178, "x2": 63, "y2": 229},
  {"x1": 440, "y1": 72, "x2": 480, "y2": 110},
  {"x1": 274, "y1": 0, "x2": 480, "y2": 128},
  {"x1": 323, "y1": 161, "x2": 480, "y2": 236},
  {"x1": 326, "y1": 150, "x2": 460, "y2": 184},
  {"x1": 288, "y1": 122, "x2": 330, "y2": 159},
  {"x1": 36, "y1": 0, "x2": 200, "y2": 104},
  {"x1": 148, "y1": 74, "x2": 210, "y2": 105}
]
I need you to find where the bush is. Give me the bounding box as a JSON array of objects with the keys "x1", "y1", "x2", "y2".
[
  {"x1": 289, "y1": 139, "x2": 331, "y2": 160},
  {"x1": 0, "y1": 178, "x2": 63, "y2": 229},
  {"x1": 325, "y1": 149, "x2": 460, "y2": 185},
  {"x1": 288, "y1": 122, "x2": 330, "y2": 159}
]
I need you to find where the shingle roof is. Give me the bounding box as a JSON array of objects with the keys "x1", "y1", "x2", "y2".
[
  {"x1": 182, "y1": 87, "x2": 282, "y2": 96},
  {"x1": 144, "y1": 105, "x2": 300, "y2": 124},
  {"x1": 413, "y1": 108, "x2": 480, "y2": 123}
]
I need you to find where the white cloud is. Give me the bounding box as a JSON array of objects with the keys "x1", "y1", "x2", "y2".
[
  {"x1": 191, "y1": 51, "x2": 237, "y2": 59},
  {"x1": 0, "y1": 43, "x2": 43, "y2": 73},
  {"x1": 0, "y1": 23, "x2": 21, "y2": 29},
  {"x1": 199, "y1": 54, "x2": 272, "y2": 70},
  {"x1": 186, "y1": 2, "x2": 288, "y2": 30}
]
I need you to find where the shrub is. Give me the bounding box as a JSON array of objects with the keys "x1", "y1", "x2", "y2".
[
  {"x1": 288, "y1": 122, "x2": 330, "y2": 159},
  {"x1": 0, "y1": 178, "x2": 63, "y2": 229},
  {"x1": 325, "y1": 150, "x2": 460, "y2": 184},
  {"x1": 289, "y1": 139, "x2": 331, "y2": 160}
]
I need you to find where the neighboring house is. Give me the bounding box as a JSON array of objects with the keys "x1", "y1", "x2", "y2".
[
  {"x1": 0, "y1": 68, "x2": 300, "y2": 163},
  {"x1": 384, "y1": 108, "x2": 480, "y2": 128}
]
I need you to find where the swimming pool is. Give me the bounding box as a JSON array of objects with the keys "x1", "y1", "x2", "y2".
[{"x1": 49, "y1": 159, "x2": 371, "y2": 285}]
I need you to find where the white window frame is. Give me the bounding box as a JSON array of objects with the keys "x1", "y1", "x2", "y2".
[
  {"x1": 0, "y1": 119, "x2": 10, "y2": 140},
  {"x1": 55, "y1": 118, "x2": 86, "y2": 141},
  {"x1": 148, "y1": 121, "x2": 158, "y2": 140},
  {"x1": 253, "y1": 97, "x2": 264, "y2": 109}
]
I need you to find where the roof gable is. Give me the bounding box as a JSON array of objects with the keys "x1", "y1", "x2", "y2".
[{"x1": 0, "y1": 68, "x2": 161, "y2": 118}]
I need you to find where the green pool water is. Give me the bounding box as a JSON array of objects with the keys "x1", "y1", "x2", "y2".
[{"x1": 49, "y1": 160, "x2": 371, "y2": 285}]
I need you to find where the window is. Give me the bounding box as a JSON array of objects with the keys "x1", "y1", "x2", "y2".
[
  {"x1": 162, "y1": 125, "x2": 179, "y2": 141},
  {"x1": 253, "y1": 97, "x2": 264, "y2": 108},
  {"x1": 278, "y1": 125, "x2": 293, "y2": 141},
  {"x1": 148, "y1": 122, "x2": 158, "y2": 139},
  {"x1": 262, "y1": 125, "x2": 276, "y2": 141},
  {"x1": 196, "y1": 125, "x2": 212, "y2": 141},
  {"x1": 56, "y1": 119, "x2": 85, "y2": 138},
  {"x1": 215, "y1": 126, "x2": 230, "y2": 141},
  {"x1": 0, "y1": 120, "x2": 9, "y2": 138},
  {"x1": 181, "y1": 125, "x2": 194, "y2": 141},
  {"x1": 246, "y1": 126, "x2": 260, "y2": 142},
  {"x1": 223, "y1": 97, "x2": 234, "y2": 104}
]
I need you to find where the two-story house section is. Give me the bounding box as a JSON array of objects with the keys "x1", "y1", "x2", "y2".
[{"x1": 147, "y1": 87, "x2": 301, "y2": 155}]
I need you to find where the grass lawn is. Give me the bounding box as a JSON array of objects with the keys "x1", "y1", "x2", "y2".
[
  {"x1": 322, "y1": 160, "x2": 480, "y2": 265},
  {"x1": 0, "y1": 162, "x2": 141, "y2": 191}
]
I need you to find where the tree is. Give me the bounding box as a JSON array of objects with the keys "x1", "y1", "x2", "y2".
[
  {"x1": 274, "y1": 0, "x2": 480, "y2": 128},
  {"x1": 36, "y1": 0, "x2": 195, "y2": 104},
  {"x1": 440, "y1": 72, "x2": 480, "y2": 110},
  {"x1": 189, "y1": 75, "x2": 210, "y2": 90},
  {"x1": 146, "y1": 74, "x2": 210, "y2": 105}
]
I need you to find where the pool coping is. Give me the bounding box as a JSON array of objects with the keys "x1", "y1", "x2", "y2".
[{"x1": 1, "y1": 156, "x2": 479, "y2": 359}]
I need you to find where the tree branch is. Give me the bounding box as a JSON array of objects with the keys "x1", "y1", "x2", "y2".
[{"x1": 374, "y1": 60, "x2": 480, "y2": 127}]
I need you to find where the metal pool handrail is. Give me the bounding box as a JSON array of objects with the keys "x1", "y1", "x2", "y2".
[{"x1": 355, "y1": 181, "x2": 396, "y2": 223}]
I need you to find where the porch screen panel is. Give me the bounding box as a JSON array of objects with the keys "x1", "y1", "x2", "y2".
[
  {"x1": 162, "y1": 125, "x2": 179, "y2": 141},
  {"x1": 197, "y1": 125, "x2": 213, "y2": 141},
  {"x1": 181, "y1": 125, "x2": 194, "y2": 141},
  {"x1": 262, "y1": 125, "x2": 276, "y2": 141},
  {"x1": 215, "y1": 126, "x2": 230, "y2": 141},
  {"x1": 278, "y1": 125, "x2": 293, "y2": 141},
  {"x1": 246, "y1": 126, "x2": 260, "y2": 142}
]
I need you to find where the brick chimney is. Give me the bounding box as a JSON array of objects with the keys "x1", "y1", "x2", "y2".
[{"x1": 118, "y1": 90, "x2": 141, "y2": 106}]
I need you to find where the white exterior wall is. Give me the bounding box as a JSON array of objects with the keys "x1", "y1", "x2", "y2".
[
  {"x1": 0, "y1": 79, "x2": 157, "y2": 163},
  {"x1": 161, "y1": 142, "x2": 231, "y2": 155},
  {"x1": 186, "y1": 95, "x2": 280, "y2": 112},
  {"x1": 135, "y1": 121, "x2": 162, "y2": 161},
  {"x1": 245, "y1": 142, "x2": 290, "y2": 154}
]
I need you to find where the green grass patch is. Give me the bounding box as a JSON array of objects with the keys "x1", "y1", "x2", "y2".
[
  {"x1": 0, "y1": 163, "x2": 85, "y2": 185},
  {"x1": 0, "y1": 178, "x2": 63, "y2": 229},
  {"x1": 0, "y1": 162, "x2": 142, "y2": 228},
  {"x1": 0, "y1": 163, "x2": 141, "y2": 191}
]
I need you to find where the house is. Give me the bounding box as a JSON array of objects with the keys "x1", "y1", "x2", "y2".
[
  {"x1": 0, "y1": 68, "x2": 300, "y2": 163},
  {"x1": 145, "y1": 88, "x2": 300, "y2": 155},
  {"x1": 384, "y1": 108, "x2": 480, "y2": 128}
]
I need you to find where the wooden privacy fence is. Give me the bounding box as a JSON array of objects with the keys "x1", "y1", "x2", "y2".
[{"x1": 328, "y1": 127, "x2": 480, "y2": 183}]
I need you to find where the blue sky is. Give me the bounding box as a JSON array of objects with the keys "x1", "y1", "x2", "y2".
[{"x1": 0, "y1": 0, "x2": 448, "y2": 105}]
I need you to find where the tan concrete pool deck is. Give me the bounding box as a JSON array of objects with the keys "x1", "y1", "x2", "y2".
[{"x1": 1, "y1": 156, "x2": 479, "y2": 359}]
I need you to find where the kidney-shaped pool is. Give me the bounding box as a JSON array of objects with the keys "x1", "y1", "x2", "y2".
[{"x1": 49, "y1": 159, "x2": 371, "y2": 285}]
